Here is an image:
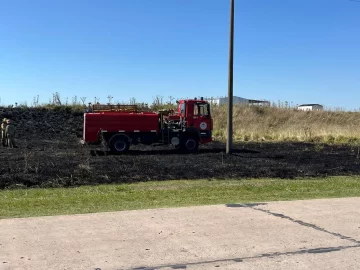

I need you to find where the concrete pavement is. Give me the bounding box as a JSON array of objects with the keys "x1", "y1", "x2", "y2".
[{"x1": 1, "y1": 197, "x2": 360, "y2": 270}]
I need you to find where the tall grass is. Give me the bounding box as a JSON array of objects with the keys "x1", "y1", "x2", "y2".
[{"x1": 212, "y1": 104, "x2": 360, "y2": 144}]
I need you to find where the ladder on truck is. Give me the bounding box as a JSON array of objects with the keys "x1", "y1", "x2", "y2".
[
  {"x1": 91, "y1": 104, "x2": 138, "y2": 113},
  {"x1": 161, "y1": 128, "x2": 171, "y2": 145},
  {"x1": 158, "y1": 109, "x2": 172, "y2": 145}
]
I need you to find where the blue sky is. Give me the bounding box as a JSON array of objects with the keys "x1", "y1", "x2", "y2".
[{"x1": 0, "y1": 0, "x2": 359, "y2": 109}]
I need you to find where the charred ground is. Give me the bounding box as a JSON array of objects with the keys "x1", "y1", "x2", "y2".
[{"x1": 1, "y1": 107, "x2": 360, "y2": 189}]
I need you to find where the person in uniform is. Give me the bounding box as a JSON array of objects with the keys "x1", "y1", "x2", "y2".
[
  {"x1": 5, "y1": 119, "x2": 16, "y2": 148},
  {"x1": 1, "y1": 118, "x2": 7, "y2": 147}
]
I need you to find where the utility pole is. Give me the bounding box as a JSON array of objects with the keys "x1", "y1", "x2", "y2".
[{"x1": 226, "y1": 0, "x2": 234, "y2": 154}]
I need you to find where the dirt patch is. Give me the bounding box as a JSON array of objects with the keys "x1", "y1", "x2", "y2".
[{"x1": 1, "y1": 107, "x2": 360, "y2": 189}]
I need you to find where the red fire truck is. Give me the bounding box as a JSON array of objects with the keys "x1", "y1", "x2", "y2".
[{"x1": 80, "y1": 98, "x2": 213, "y2": 153}]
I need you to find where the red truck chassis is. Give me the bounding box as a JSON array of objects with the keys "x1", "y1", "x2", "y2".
[{"x1": 81, "y1": 99, "x2": 213, "y2": 153}]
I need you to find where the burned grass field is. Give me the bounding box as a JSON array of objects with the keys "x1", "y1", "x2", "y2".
[
  {"x1": 1, "y1": 106, "x2": 360, "y2": 189},
  {"x1": 1, "y1": 138, "x2": 360, "y2": 189}
]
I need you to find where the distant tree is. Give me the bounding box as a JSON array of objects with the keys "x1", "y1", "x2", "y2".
[
  {"x1": 80, "y1": 97, "x2": 87, "y2": 105},
  {"x1": 152, "y1": 95, "x2": 163, "y2": 106},
  {"x1": 52, "y1": 92, "x2": 61, "y2": 105},
  {"x1": 129, "y1": 97, "x2": 136, "y2": 105},
  {"x1": 72, "y1": 96, "x2": 78, "y2": 105},
  {"x1": 107, "y1": 95, "x2": 114, "y2": 105},
  {"x1": 32, "y1": 95, "x2": 39, "y2": 107},
  {"x1": 168, "y1": 96, "x2": 175, "y2": 105}
]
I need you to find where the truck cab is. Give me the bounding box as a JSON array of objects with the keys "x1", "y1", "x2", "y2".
[
  {"x1": 165, "y1": 98, "x2": 213, "y2": 146},
  {"x1": 177, "y1": 99, "x2": 212, "y2": 144}
]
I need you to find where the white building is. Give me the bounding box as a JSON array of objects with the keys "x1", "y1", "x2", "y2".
[
  {"x1": 297, "y1": 104, "x2": 323, "y2": 111},
  {"x1": 208, "y1": 96, "x2": 270, "y2": 106}
]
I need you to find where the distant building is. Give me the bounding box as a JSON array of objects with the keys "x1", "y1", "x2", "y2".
[
  {"x1": 208, "y1": 96, "x2": 270, "y2": 106},
  {"x1": 297, "y1": 104, "x2": 323, "y2": 111}
]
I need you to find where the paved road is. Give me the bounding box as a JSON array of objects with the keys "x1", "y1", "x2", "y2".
[{"x1": 1, "y1": 197, "x2": 360, "y2": 270}]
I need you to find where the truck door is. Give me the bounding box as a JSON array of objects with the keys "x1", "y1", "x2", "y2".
[{"x1": 193, "y1": 102, "x2": 211, "y2": 131}]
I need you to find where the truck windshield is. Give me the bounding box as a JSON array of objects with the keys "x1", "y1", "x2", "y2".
[{"x1": 180, "y1": 103, "x2": 186, "y2": 115}]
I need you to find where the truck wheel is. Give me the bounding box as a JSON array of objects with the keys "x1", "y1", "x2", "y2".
[
  {"x1": 181, "y1": 136, "x2": 199, "y2": 153},
  {"x1": 109, "y1": 134, "x2": 130, "y2": 154}
]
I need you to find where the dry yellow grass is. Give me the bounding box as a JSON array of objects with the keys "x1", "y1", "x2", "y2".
[{"x1": 212, "y1": 105, "x2": 360, "y2": 144}]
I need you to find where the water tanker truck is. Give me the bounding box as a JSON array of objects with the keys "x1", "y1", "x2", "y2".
[{"x1": 80, "y1": 98, "x2": 213, "y2": 153}]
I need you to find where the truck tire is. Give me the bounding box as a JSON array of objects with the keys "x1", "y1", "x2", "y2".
[
  {"x1": 109, "y1": 134, "x2": 130, "y2": 154},
  {"x1": 181, "y1": 136, "x2": 199, "y2": 153}
]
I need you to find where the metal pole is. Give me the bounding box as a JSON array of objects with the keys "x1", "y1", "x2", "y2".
[{"x1": 226, "y1": 0, "x2": 234, "y2": 154}]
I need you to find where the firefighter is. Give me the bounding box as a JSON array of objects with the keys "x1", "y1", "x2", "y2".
[
  {"x1": 5, "y1": 119, "x2": 16, "y2": 148},
  {"x1": 1, "y1": 118, "x2": 7, "y2": 147}
]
